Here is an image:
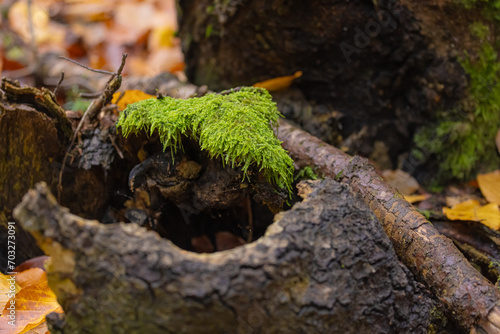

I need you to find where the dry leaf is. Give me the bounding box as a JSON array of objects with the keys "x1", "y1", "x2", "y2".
[
  {"x1": 0, "y1": 273, "x2": 21, "y2": 311},
  {"x1": 404, "y1": 194, "x2": 430, "y2": 204},
  {"x1": 0, "y1": 271, "x2": 62, "y2": 334},
  {"x1": 15, "y1": 268, "x2": 45, "y2": 289},
  {"x1": 14, "y1": 257, "x2": 49, "y2": 274},
  {"x1": 149, "y1": 26, "x2": 176, "y2": 50},
  {"x1": 496, "y1": 128, "x2": 500, "y2": 156},
  {"x1": 253, "y1": 71, "x2": 303, "y2": 91},
  {"x1": 112, "y1": 90, "x2": 155, "y2": 111},
  {"x1": 382, "y1": 169, "x2": 420, "y2": 195},
  {"x1": 443, "y1": 199, "x2": 500, "y2": 230},
  {"x1": 24, "y1": 320, "x2": 49, "y2": 334},
  {"x1": 477, "y1": 170, "x2": 500, "y2": 205},
  {"x1": 215, "y1": 231, "x2": 246, "y2": 251}
]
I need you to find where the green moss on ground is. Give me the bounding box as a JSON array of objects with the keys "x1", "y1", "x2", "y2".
[
  {"x1": 117, "y1": 87, "x2": 294, "y2": 193},
  {"x1": 413, "y1": 21, "x2": 500, "y2": 183}
]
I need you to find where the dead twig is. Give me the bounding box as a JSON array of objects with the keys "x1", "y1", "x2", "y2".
[
  {"x1": 53, "y1": 71, "x2": 64, "y2": 96},
  {"x1": 57, "y1": 54, "x2": 128, "y2": 202},
  {"x1": 59, "y1": 56, "x2": 115, "y2": 75},
  {"x1": 276, "y1": 119, "x2": 500, "y2": 333}
]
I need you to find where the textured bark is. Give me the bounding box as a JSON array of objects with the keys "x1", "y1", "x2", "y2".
[
  {"x1": 0, "y1": 78, "x2": 70, "y2": 269},
  {"x1": 0, "y1": 77, "x2": 111, "y2": 219},
  {"x1": 14, "y1": 180, "x2": 440, "y2": 334},
  {"x1": 275, "y1": 120, "x2": 500, "y2": 332}
]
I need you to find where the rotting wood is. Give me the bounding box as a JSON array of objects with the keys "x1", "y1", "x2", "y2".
[{"x1": 14, "y1": 180, "x2": 440, "y2": 333}]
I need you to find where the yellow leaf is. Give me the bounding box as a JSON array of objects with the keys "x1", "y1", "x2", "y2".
[
  {"x1": 112, "y1": 90, "x2": 155, "y2": 111},
  {"x1": 149, "y1": 27, "x2": 176, "y2": 50},
  {"x1": 477, "y1": 170, "x2": 500, "y2": 205},
  {"x1": 443, "y1": 199, "x2": 500, "y2": 230},
  {"x1": 252, "y1": 71, "x2": 303, "y2": 92},
  {"x1": 404, "y1": 194, "x2": 430, "y2": 204},
  {"x1": 0, "y1": 271, "x2": 62, "y2": 334}
]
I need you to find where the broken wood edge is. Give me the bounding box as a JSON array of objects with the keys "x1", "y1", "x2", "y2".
[
  {"x1": 13, "y1": 181, "x2": 440, "y2": 333},
  {"x1": 275, "y1": 119, "x2": 500, "y2": 332}
]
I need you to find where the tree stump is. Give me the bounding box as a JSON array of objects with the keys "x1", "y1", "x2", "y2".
[{"x1": 13, "y1": 180, "x2": 443, "y2": 333}]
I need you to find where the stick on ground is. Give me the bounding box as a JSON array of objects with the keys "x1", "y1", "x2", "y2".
[{"x1": 276, "y1": 119, "x2": 500, "y2": 333}]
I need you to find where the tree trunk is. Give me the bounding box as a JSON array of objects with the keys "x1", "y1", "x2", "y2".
[{"x1": 177, "y1": 0, "x2": 498, "y2": 175}]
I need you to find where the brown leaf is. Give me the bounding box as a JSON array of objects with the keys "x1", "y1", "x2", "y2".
[
  {"x1": 381, "y1": 169, "x2": 420, "y2": 195},
  {"x1": 14, "y1": 257, "x2": 49, "y2": 274},
  {"x1": 215, "y1": 231, "x2": 246, "y2": 251}
]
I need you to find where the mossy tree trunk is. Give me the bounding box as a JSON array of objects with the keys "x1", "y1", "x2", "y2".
[{"x1": 177, "y1": 0, "x2": 500, "y2": 182}]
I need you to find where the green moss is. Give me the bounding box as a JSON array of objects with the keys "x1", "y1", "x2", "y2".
[
  {"x1": 413, "y1": 23, "x2": 500, "y2": 183},
  {"x1": 205, "y1": 24, "x2": 213, "y2": 38},
  {"x1": 117, "y1": 87, "x2": 294, "y2": 193},
  {"x1": 460, "y1": 0, "x2": 500, "y2": 22},
  {"x1": 294, "y1": 166, "x2": 320, "y2": 181}
]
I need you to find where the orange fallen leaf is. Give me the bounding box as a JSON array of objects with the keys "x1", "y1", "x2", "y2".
[
  {"x1": 112, "y1": 90, "x2": 155, "y2": 111},
  {"x1": 0, "y1": 271, "x2": 62, "y2": 334},
  {"x1": 404, "y1": 194, "x2": 430, "y2": 204},
  {"x1": 15, "y1": 269, "x2": 45, "y2": 289},
  {"x1": 252, "y1": 71, "x2": 303, "y2": 92},
  {"x1": 443, "y1": 199, "x2": 500, "y2": 230},
  {"x1": 477, "y1": 170, "x2": 500, "y2": 205}
]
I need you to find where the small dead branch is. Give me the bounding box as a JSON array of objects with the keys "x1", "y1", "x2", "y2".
[
  {"x1": 52, "y1": 71, "x2": 64, "y2": 96},
  {"x1": 57, "y1": 54, "x2": 127, "y2": 202}
]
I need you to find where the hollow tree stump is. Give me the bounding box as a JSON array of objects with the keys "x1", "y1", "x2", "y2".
[{"x1": 14, "y1": 180, "x2": 441, "y2": 333}]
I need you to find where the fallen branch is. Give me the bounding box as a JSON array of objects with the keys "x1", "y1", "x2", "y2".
[{"x1": 276, "y1": 119, "x2": 500, "y2": 333}]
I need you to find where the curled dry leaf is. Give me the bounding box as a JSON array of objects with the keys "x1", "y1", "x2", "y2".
[
  {"x1": 253, "y1": 71, "x2": 303, "y2": 92},
  {"x1": 477, "y1": 170, "x2": 500, "y2": 205}
]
